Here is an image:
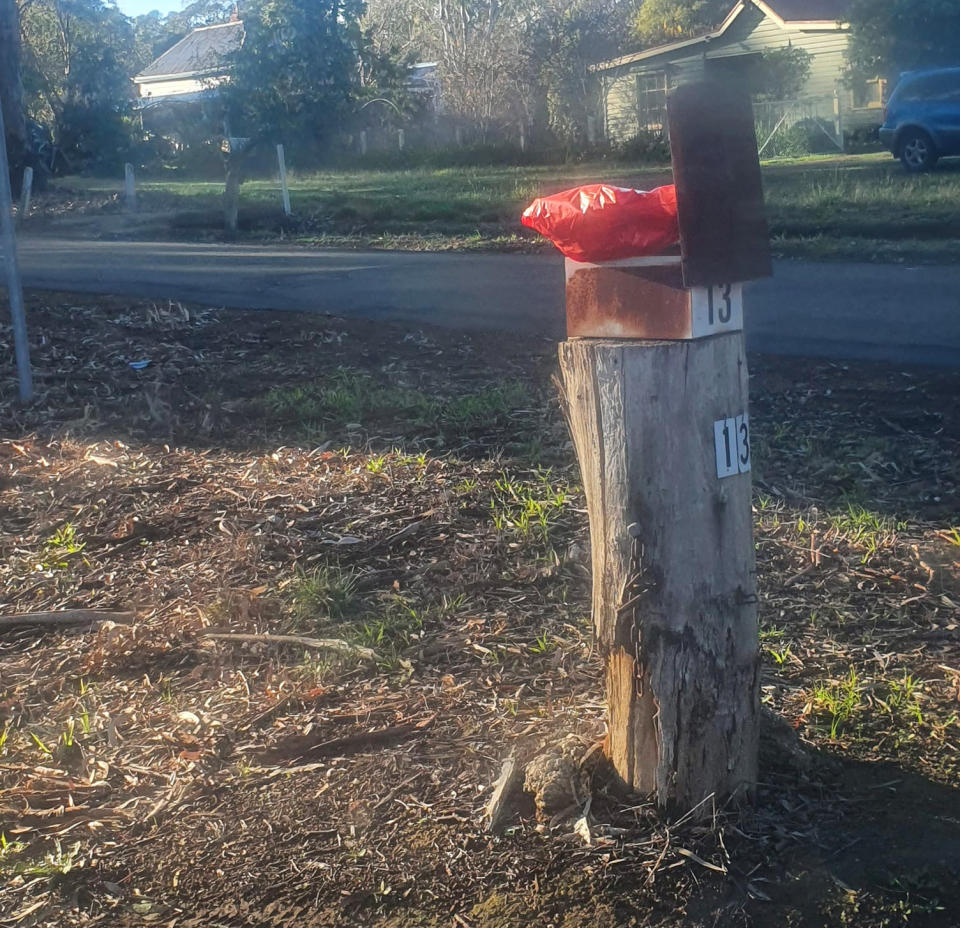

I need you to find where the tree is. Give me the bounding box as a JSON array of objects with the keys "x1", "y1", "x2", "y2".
[
  {"x1": 529, "y1": 0, "x2": 633, "y2": 149},
  {"x1": 631, "y1": 0, "x2": 729, "y2": 48},
  {"x1": 847, "y1": 0, "x2": 960, "y2": 80},
  {"x1": 0, "y1": 0, "x2": 27, "y2": 184},
  {"x1": 754, "y1": 45, "x2": 812, "y2": 101},
  {"x1": 19, "y1": 0, "x2": 139, "y2": 170},
  {"x1": 218, "y1": 0, "x2": 405, "y2": 231},
  {"x1": 364, "y1": 0, "x2": 631, "y2": 149}
]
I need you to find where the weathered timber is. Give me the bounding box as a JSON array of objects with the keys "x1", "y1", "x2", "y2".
[{"x1": 558, "y1": 332, "x2": 759, "y2": 812}]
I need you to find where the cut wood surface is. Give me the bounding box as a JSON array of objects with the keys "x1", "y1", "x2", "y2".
[
  {"x1": 0, "y1": 609, "x2": 135, "y2": 629},
  {"x1": 559, "y1": 332, "x2": 759, "y2": 813}
]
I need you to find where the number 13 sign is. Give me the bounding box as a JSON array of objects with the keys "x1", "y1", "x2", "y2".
[
  {"x1": 691, "y1": 283, "x2": 744, "y2": 337},
  {"x1": 714, "y1": 414, "x2": 750, "y2": 478}
]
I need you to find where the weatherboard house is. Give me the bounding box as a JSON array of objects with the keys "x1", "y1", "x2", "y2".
[
  {"x1": 133, "y1": 17, "x2": 244, "y2": 132},
  {"x1": 594, "y1": 0, "x2": 883, "y2": 150}
]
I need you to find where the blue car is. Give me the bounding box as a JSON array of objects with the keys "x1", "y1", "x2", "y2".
[{"x1": 878, "y1": 67, "x2": 960, "y2": 171}]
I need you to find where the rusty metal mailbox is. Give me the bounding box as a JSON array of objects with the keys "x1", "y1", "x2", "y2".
[{"x1": 565, "y1": 256, "x2": 744, "y2": 340}]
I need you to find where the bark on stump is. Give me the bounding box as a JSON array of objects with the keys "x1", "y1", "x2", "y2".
[{"x1": 559, "y1": 332, "x2": 759, "y2": 813}]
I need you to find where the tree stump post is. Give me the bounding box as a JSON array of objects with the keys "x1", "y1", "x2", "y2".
[
  {"x1": 559, "y1": 329, "x2": 758, "y2": 811},
  {"x1": 556, "y1": 80, "x2": 772, "y2": 814}
]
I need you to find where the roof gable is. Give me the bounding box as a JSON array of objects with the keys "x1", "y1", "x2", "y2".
[
  {"x1": 593, "y1": 0, "x2": 848, "y2": 72},
  {"x1": 760, "y1": 0, "x2": 850, "y2": 24},
  {"x1": 135, "y1": 21, "x2": 243, "y2": 81}
]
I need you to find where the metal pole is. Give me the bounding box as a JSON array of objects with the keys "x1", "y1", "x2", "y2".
[
  {"x1": 276, "y1": 143, "x2": 291, "y2": 216},
  {"x1": 0, "y1": 103, "x2": 33, "y2": 402}
]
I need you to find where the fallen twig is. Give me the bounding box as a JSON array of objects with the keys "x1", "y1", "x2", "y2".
[
  {"x1": 260, "y1": 720, "x2": 430, "y2": 764},
  {"x1": 198, "y1": 631, "x2": 378, "y2": 661},
  {"x1": 0, "y1": 609, "x2": 135, "y2": 630}
]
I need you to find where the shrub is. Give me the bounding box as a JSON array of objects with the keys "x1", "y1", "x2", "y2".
[
  {"x1": 614, "y1": 130, "x2": 670, "y2": 164},
  {"x1": 759, "y1": 118, "x2": 839, "y2": 158}
]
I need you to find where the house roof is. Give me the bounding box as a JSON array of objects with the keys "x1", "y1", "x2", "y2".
[
  {"x1": 135, "y1": 21, "x2": 243, "y2": 82},
  {"x1": 762, "y1": 0, "x2": 850, "y2": 23},
  {"x1": 593, "y1": 0, "x2": 848, "y2": 72}
]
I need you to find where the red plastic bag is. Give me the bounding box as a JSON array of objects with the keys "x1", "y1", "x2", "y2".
[{"x1": 521, "y1": 183, "x2": 678, "y2": 263}]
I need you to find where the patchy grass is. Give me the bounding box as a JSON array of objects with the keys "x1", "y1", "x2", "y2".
[
  {"x1": 288, "y1": 564, "x2": 361, "y2": 626},
  {"x1": 1, "y1": 293, "x2": 959, "y2": 927},
  {"x1": 31, "y1": 154, "x2": 960, "y2": 262},
  {"x1": 261, "y1": 370, "x2": 530, "y2": 444}
]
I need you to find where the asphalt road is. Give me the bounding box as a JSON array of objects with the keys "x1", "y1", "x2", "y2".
[{"x1": 9, "y1": 236, "x2": 960, "y2": 366}]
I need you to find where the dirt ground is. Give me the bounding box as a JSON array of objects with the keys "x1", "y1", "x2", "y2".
[{"x1": 1, "y1": 293, "x2": 959, "y2": 927}]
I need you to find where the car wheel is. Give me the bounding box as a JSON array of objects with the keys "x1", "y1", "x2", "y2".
[{"x1": 899, "y1": 129, "x2": 938, "y2": 172}]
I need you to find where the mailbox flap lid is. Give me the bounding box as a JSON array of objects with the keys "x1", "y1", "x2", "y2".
[{"x1": 666, "y1": 81, "x2": 772, "y2": 288}]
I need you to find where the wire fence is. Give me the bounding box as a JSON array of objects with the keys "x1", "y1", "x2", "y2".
[{"x1": 753, "y1": 95, "x2": 843, "y2": 156}]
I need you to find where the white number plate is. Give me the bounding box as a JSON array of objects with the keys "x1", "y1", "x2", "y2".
[
  {"x1": 714, "y1": 413, "x2": 751, "y2": 478},
  {"x1": 691, "y1": 284, "x2": 744, "y2": 337}
]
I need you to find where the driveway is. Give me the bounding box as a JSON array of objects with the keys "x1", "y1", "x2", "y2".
[{"x1": 9, "y1": 236, "x2": 959, "y2": 366}]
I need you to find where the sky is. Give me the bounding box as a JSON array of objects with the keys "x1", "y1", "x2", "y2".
[{"x1": 115, "y1": 0, "x2": 182, "y2": 18}]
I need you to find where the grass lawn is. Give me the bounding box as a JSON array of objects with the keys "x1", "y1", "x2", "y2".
[
  {"x1": 37, "y1": 152, "x2": 960, "y2": 262},
  {"x1": 1, "y1": 293, "x2": 959, "y2": 926}
]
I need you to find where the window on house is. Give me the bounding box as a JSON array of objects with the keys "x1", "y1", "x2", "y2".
[
  {"x1": 637, "y1": 71, "x2": 668, "y2": 131},
  {"x1": 852, "y1": 78, "x2": 887, "y2": 109}
]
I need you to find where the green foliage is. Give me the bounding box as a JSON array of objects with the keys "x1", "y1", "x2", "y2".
[
  {"x1": 527, "y1": 1, "x2": 631, "y2": 150},
  {"x1": 20, "y1": 0, "x2": 139, "y2": 170},
  {"x1": 489, "y1": 468, "x2": 573, "y2": 547},
  {"x1": 632, "y1": 0, "x2": 728, "y2": 47},
  {"x1": 754, "y1": 46, "x2": 813, "y2": 101},
  {"x1": 133, "y1": 0, "x2": 235, "y2": 66},
  {"x1": 365, "y1": 0, "x2": 634, "y2": 150},
  {"x1": 615, "y1": 130, "x2": 671, "y2": 163},
  {"x1": 263, "y1": 370, "x2": 528, "y2": 437},
  {"x1": 40, "y1": 523, "x2": 86, "y2": 571},
  {"x1": 290, "y1": 565, "x2": 360, "y2": 626},
  {"x1": 847, "y1": 0, "x2": 960, "y2": 79},
  {"x1": 360, "y1": 596, "x2": 424, "y2": 654},
  {"x1": 810, "y1": 667, "x2": 863, "y2": 739},
  {"x1": 758, "y1": 118, "x2": 837, "y2": 158},
  {"x1": 443, "y1": 382, "x2": 529, "y2": 432},
  {"x1": 223, "y1": 0, "x2": 402, "y2": 149}
]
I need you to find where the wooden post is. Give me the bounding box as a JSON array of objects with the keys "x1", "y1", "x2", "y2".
[
  {"x1": 557, "y1": 82, "x2": 771, "y2": 815},
  {"x1": 833, "y1": 89, "x2": 844, "y2": 152},
  {"x1": 124, "y1": 162, "x2": 136, "y2": 212},
  {"x1": 18, "y1": 165, "x2": 32, "y2": 222},
  {"x1": 0, "y1": 100, "x2": 33, "y2": 402},
  {"x1": 359, "y1": 130, "x2": 368, "y2": 156},
  {"x1": 276, "y1": 143, "x2": 291, "y2": 216},
  {"x1": 559, "y1": 332, "x2": 757, "y2": 811},
  {"x1": 224, "y1": 156, "x2": 241, "y2": 235},
  {"x1": 397, "y1": 128, "x2": 405, "y2": 151},
  {"x1": 519, "y1": 122, "x2": 526, "y2": 152},
  {"x1": 587, "y1": 115, "x2": 597, "y2": 145}
]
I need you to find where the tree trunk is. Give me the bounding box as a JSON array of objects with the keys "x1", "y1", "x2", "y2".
[
  {"x1": 0, "y1": 0, "x2": 27, "y2": 185},
  {"x1": 223, "y1": 156, "x2": 241, "y2": 235},
  {"x1": 558, "y1": 333, "x2": 759, "y2": 814}
]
